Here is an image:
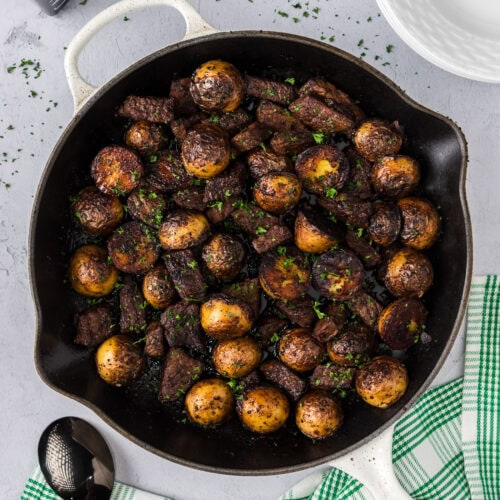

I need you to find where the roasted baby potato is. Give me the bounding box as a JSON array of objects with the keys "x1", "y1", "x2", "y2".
[
  {"x1": 69, "y1": 244, "x2": 118, "y2": 297},
  {"x1": 72, "y1": 186, "x2": 124, "y2": 236},
  {"x1": 127, "y1": 183, "x2": 166, "y2": 228},
  {"x1": 278, "y1": 328, "x2": 325, "y2": 372},
  {"x1": 213, "y1": 337, "x2": 262, "y2": 378},
  {"x1": 200, "y1": 294, "x2": 254, "y2": 339},
  {"x1": 378, "y1": 298, "x2": 427, "y2": 349},
  {"x1": 148, "y1": 150, "x2": 193, "y2": 192},
  {"x1": 237, "y1": 386, "x2": 290, "y2": 433},
  {"x1": 202, "y1": 233, "x2": 246, "y2": 281},
  {"x1": 125, "y1": 121, "x2": 166, "y2": 155},
  {"x1": 158, "y1": 210, "x2": 210, "y2": 251},
  {"x1": 398, "y1": 197, "x2": 440, "y2": 250},
  {"x1": 327, "y1": 323, "x2": 375, "y2": 366},
  {"x1": 258, "y1": 246, "x2": 310, "y2": 301},
  {"x1": 372, "y1": 155, "x2": 420, "y2": 198},
  {"x1": 185, "y1": 378, "x2": 234, "y2": 426},
  {"x1": 295, "y1": 145, "x2": 350, "y2": 196},
  {"x1": 311, "y1": 249, "x2": 364, "y2": 300},
  {"x1": 142, "y1": 264, "x2": 176, "y2": 309},
  {"x1": 367, "y1": 201, "x2": 401, "y2": 247},
  {"x1": 190, "y1": 60, "x2": 245, "y2": 112},
  {"x1": 107, "y1": 221, "x2": 159, "y2": 274},
  {"x1": 253, "y1": 172, "x2": 302, "y2": 214},
  {"x1": 384, "y1": 247, "x2": 433, "y2": 298},
  {"x1": 91, "y1": 145, "x2": 143, "y2": 195},
  {"x1": 294, "y1": 204, "x2": 343, "y2": 254},
  {"x1": 95, "y1": 335, "x2": 145, "y2": 387},
  {"x1": 355, "y1": 355, "x2": 408, "y2": 408},
  {"x1": 296, "y1": 391, "x2": 343, "y2": 439},
  {"x1": 353, "y1": 119, "x2": 403, "y2": 162},
  {"x1": 181, "y1": 123, "x2": 231, "y2": 178}
]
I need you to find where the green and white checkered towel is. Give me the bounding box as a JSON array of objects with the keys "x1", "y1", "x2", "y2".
[{"x1": 24, "y1": 276, "x2": 498, "y2": 500}]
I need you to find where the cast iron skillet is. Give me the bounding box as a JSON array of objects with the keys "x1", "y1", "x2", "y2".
[{"x1": 30, "y1": 9, "x2": 472, "y2": 476}]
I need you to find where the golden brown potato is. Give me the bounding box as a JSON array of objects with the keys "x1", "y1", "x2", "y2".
[
  {"x1": 327, "y1": 323, "x2": 375, "y2": 366},
  {"x1": 201, "y1": 233, "x2": 246, "y2": 281},
  {"x1": 72, "y1": 186, "x2": 124, "y2": 236},
  {"x1": 384, "y1": 247, "x2": 433, "y2": 298},
  {"x1": 213, "y1": 337, "x2": 262, "y2": 378},
  {"x1": 190, "y1": 60, "x2": 245, "y2": 112},
  {"x1": 372, "y1": 155, "x2": 420, "y2": 198},
  {"x1": 184, "y1": 378, "x2": 234, "y2": 426},
  {"x1": 69, "y1": 244, "x2": 118, "y2": 297},
  {"x1": 200, "y1": 294, "x2": 254, "y2": 339},
  {"x1": 181, "y1": 123, "x2": 231, "y2": 178},
  {"x1": 237, "y1": 386, "x2": 290, "y2": 433},
  {"x1": 355, "y1": 355, "x2": 408, "y2": 408},
  {"x1": 253, "y1": 172, "x2": 302, "y2": 214},
  {"x1": 278, "y1": 328, "x2": 325, "y2": 372},
  {"x1": 158, "y1": 210, "x2": 210, "y2": 251},
  {"x1": 353, "y1": 119, "x2": 403, "y2": 162},
  {"x1": 95, "y1": 335, "x2": 145, "y2": 387},
  {"x1": 142, "y1": 264, "x2": 176, "y2": 309},
  {"x1": 294, "y1": 145, "x2": 350, "y2": 196},
  {"x1": 296, "y1": 391, "x2": 343, "y2": 439},
  {"x1": 91, "y1": 145, "x2": 143, "y2": 195},
  {"x1": 367, "y1": 201, "x2": 401, "y2": 247},
  {"x1": 294, "y1": 204, "x2": 343, "y2": 254},
  {"x1": 107, "y1": 221, "x2": 159, "y2": 274},
  {"x1": 125, "y1": 121, "x2": 166, "y2": 155},
  {"x1": 398, "y1": 197, "x2": 440, "y2": 250},
  {"x1": 127, "y1": 183, "x2": 166, "y2": 228},
  {"x1": 259, "y1": 247, "x2": 310, "y2": 301},
  {"x1": 311, "y1": 250, "x2": 364, "y2": 300},
  {"x1": 378, "y1": 298, "x2": 427, "y2": 349}
]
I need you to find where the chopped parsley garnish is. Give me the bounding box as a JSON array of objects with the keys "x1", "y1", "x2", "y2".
[
  {"x1": 312, "y1": 131, "x2": 326, "y2": 144},
  {"x1": 325, "y1": 187, "x2": 338, "y2": 199},
  {"x1": 284, "y1": 77, "x2": 296, "y2": 85},
  {"x1": 312, "y1": 301, "x2": 326, "y2": 319}
]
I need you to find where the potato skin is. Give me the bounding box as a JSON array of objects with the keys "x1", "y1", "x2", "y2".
[
  {"x1": 190, "y1": 60, "x2": 245, "y2": 112},
  {"x1": 213, "y1": 337, "x2": 262, "y2": 378},
  {"x1": 142, "y1": 264, "x2": 176, "y2": 309},
  {"x1": 296, "y1": 391, "x2": 343, "y2": 439},
  {"x1": 200, "y1": 294, "x2": 254, "y2": 339},
  {"x1": 355, "y1": 355, "x2": 408, "y2": 408},
  {"x1": 95, "y1": 335, "x2": 145, "y2": 387},
  {"x1": 367, "y1": 201, "x2": 401, "y2": 247},
  {"x1": 354, "y1": 119, "x2": 403, "y2": 162},
  {"x1": 158, "y1": 210, "x2": 210, "y2": 251},
  {"x1": 237, "y1": 386, "x2": 290, "y2": 433},
  {"x1": 185, "y1": 378, "x2": 234, "y2": 426},
  {"x1": 127, "y1": 184, "x2": 166, "y2": 228},
  {"x1": 125, "y1": 121, "x2": 166, "y2": 155},
  {"x1": 253, "y1": 172, "x2": 302, "y2": 214},
  {"x1": 69, "y1": 245, "x2": 118, "y2": 297},
  {"x1": 327, "y1": 323, "x2": 375, "y2": 366},
  {"x1": 372, "y1": 155, "x2": 420, "y2": 198},
  {"x1": 398, "y1": 197, "x2": 440, "y2": 250},
  {"x1": 202, "y1": 233, "x2": 246, "y2": 281},
  {"x1": 278, "y1": 328, "x2": 325, "y2": 372}
]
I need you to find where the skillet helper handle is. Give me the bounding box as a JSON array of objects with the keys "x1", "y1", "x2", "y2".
[
  {"x1": 64, "y1": 0, "x2": 218, "y2": 112},
  {"x1": 329, "y1": 424, "x2": 410, "y2": 499}
]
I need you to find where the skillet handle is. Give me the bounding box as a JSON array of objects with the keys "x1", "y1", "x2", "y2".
[{"x1": 64, "y1": 0, "x2": 218, "y2": 112}]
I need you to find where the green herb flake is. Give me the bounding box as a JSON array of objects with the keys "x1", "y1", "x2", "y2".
[
  {"x1": 270, "y1": 332, "x2": 280, "y2": 343},
  {"x1": 284, "y1": 77, "x2": 296, "y2": 85},
  {"x1": 312, "y1": 301, "x2": 326, "y2": 320},
  {"x1": 386, "y1": 44, "x2": 394, "y2": 53},
  {"x1": 325, "y1": 187, "x2": 338, "y2": 199},
  {"x1": 255, "y1": 226, "x2": 267, "y2": 235},
  {"x1": 277, "y1": 10, "x2": 289, "y2": 18},
  {"x1": 357, "y1": 39, "x2": 364, "y2": 47},
  {"x1": 312, "y1": 131, "x2": 326, "y2": 144},
  {"x1": 123, "y1": 16, "x2": 130, "y2": 21},
  {"x1": 187, "y1": 260, "x2": 198, "y2": 270}
]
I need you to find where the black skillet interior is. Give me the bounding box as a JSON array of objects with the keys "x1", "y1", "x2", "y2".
[{"x1": 31, "y1": 33, "x2": 471, "y2": 474}]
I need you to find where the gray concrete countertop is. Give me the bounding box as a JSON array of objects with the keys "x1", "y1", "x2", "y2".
[{"x1": 1, "y1": 0, "x2": 498, "y2": 498}]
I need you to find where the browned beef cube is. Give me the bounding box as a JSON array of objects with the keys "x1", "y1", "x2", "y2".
[
  {"x1": 147, "y1": 150, "x2": 193, "y2": 192},
  {"x1": 310, "y1": 364, "x2": 356, "y2": 391},
  {"x1": 170, "y1": 112, "x2": 206, "y2": 142},
  {"x1": 163, "y1": 250, "x2": 207, "y2": 302},
  {"x1": 74, "y1": 304, "x2": 114, "y2": 347},
  {"x1": 172, "y1": 186, "x2": 207, "y2": 211},
  {"x1": 159, "y1": 348, "x2": 204, "y2": 402},
  {"x1": 313, "y1": 302, "x2": 347, "y2": 342},
  {"x1": 347, "y1": 291, "x2": 382, "y2": 329},
  {"x1": 240, "y1": 370, "x2": 261, "y2": 390},
  {"x1": 245, "y1": 76, "x2": 298, "y2": 105},
  {"x1": 204, "y1": 109, "x2": 252, "y2": 135},
  {"x1": 222, "y1": 278, "x2": 261, "y2": 316},
  {"x1": 231, "y1": 201, "x2": 279, "y2": 235},
  {"x1": 269, "y1": 126, "x2": 314, "y2": 155},
  {"x1": 119, "y1": 278, "x2": 147, "y2": 334},
  {"x1": 205, "y1": 195, "x2": 237, "y2": 224},
  {"x1": 252, "y1": 224, "x2": 292, "y2": 254},
  {"x1": 275, "y1": 296, "x2": 316, "y2": 328},
  {"x1": 203, "y1": 162, "x2": 247, "y2": 203},
  {"x1": 169, "y1": 78, "x2": 198, "y2": 116},
  {"x1": 260, "y1": 360, "x2": 307, "y2": 401},
  {"x1": 232, "y1": 122, "x2": 273, "y2": 153},
  {"x1": 289, "y1": 95, "x2": 355, "y2": 134},
  {"x1": 319, "y1": 193, "x2": 373, "y2": 229},
  {"x1": 160, "y1": 300, "x2": 204, "y2": 348},
  {"x1": 343, "y1": 147, "x2": 373, "y2": 200},
  {"x1": 118, "y1": 95, "x2": 175, "y2": 123},
  {"x1": 144, "y1": 321, "x2": 165, "y2": 358},
  {"x1": 345, "y1": 229, "x2": 381, "y2": 268},
  {"x1": 246, "y1": 149, "x2": 293, "y2": 179},
  {"x1": 256, "y1": 101, "x2": 300, "y2": 131},
  {"x1": 255, "y1": 316, "x2": 288, "y2": 346}
]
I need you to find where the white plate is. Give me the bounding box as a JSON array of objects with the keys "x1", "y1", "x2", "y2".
[{"x1": 376, "y1": 0, "x2": 500, "y2": 83}]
